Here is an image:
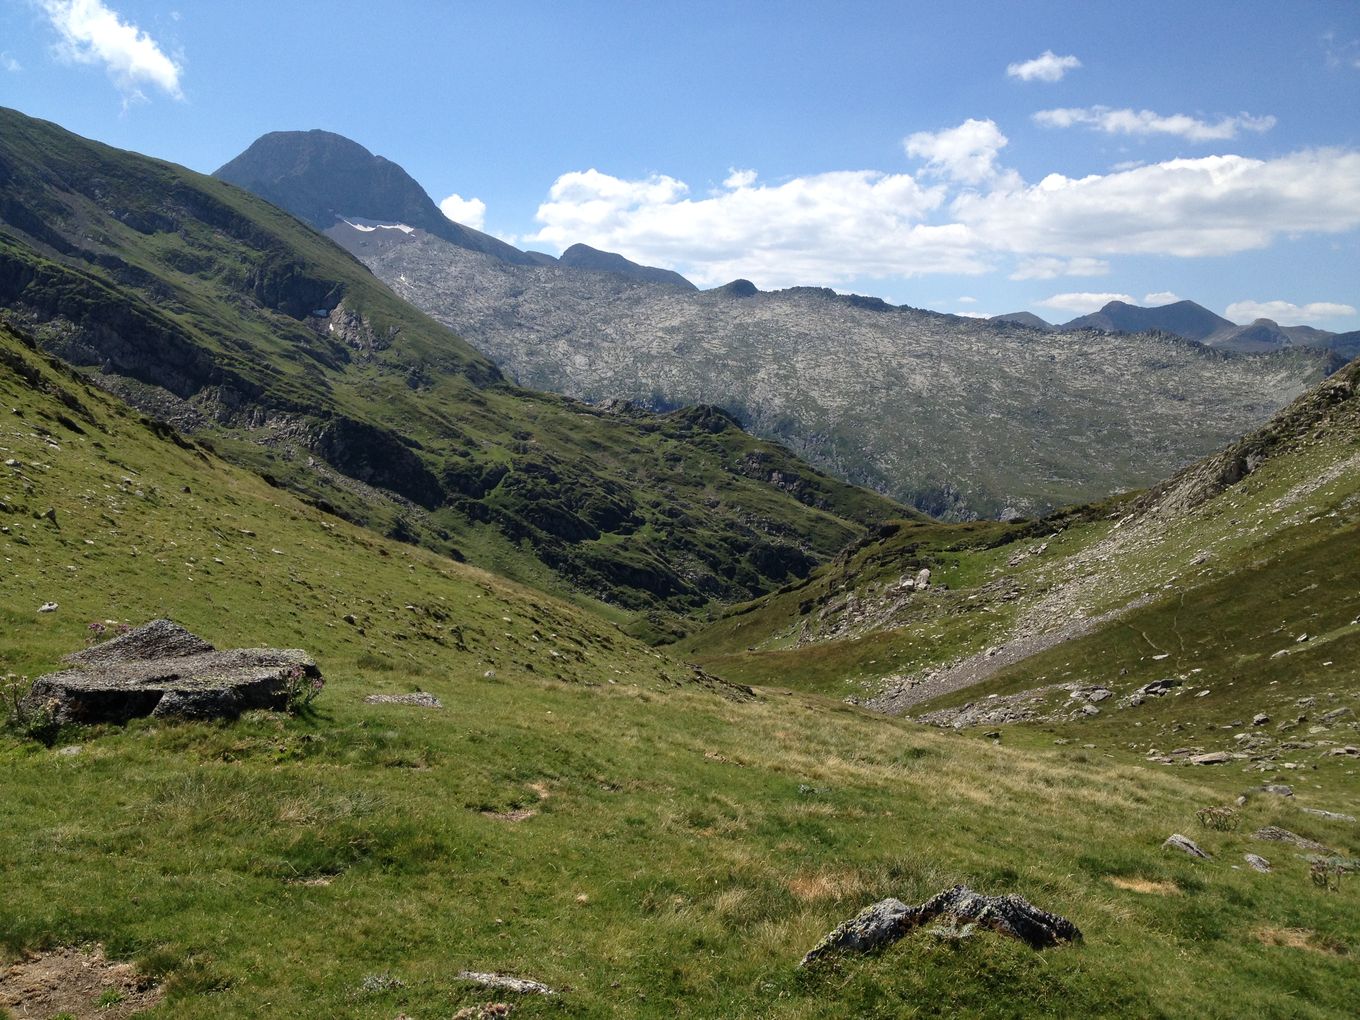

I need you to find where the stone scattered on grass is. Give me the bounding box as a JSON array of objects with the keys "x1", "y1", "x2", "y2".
[
  {"x1": 1244, "y1": 854, "x2": 1272, "y2": 873},
  {"x1": 1190, "y1": 751, "x2": 1231, "y2": 765},
  {"x1": 456, "y1": 972, "x2": 557, "y2": 996},
  {"x1": 363, "y1": 692, "x2": 443, "y2": 708},
  {"x1": 20, "y1": 619, "x2": 320, "y2": 724},
  {"x1": 38, "y1": 601, "x2": 58, "y2": 613},
  {"x1": 1251, "y1": 826, "x2": 1331, "y2": 853},
  {"x1": 1260, "y1": 784, "x2": 1293, "y2": 797},
  {"x1": 1299, "y1": 807, "x2": 1356, "y2": 823},
  {"x1": 1162, "y1": 834, "x2": 1210, "y2": 858},
  {"x1": 798, "y1": 885, "x2": 1081, "y2": 966}
]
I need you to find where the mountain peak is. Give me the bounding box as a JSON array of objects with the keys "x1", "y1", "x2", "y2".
[
  {"x1": 557, "y1": 243, "x2": 695, "y2": 290},
  {"x1": 215, "y1": 130, "x2": 540, "y2": 266},
  {"x1": 1062, "y1": 298, "x2": 1232, "y2": 341}
]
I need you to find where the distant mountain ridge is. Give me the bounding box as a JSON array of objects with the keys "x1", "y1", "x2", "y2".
[
  {"x1": 352, "y1": 230, "x2": 1332, "y2": 519},
  {"x1": 989, "y1": 299, "x2": 1350, "y2": 357},
  {"x1": 215, "y1": 130, "x2": 694, "y2": 288}
]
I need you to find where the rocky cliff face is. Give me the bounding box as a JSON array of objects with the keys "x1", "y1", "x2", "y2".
[{"x1": 349, "y1": 231, "x2": 1334, "y2": 519}]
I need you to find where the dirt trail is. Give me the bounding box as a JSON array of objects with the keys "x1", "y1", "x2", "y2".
[{"x1": 864, "y1": 598, "x2": 1148, "y2": 715}]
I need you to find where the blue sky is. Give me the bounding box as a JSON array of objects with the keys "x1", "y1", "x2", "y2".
[{"x1": 2, "y1": 0, "x2": 1359, "y2": 329}]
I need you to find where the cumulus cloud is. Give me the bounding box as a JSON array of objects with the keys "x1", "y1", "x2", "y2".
[
  {"x1": 1225, "y1": 299, "x2": 1358, "y2": 325},
  {"x1": 952, "y1": 149, "x2": 1360, "y2": 257},
  {"x1": 1009, "y1": 256, "x2": 1109, "y2": 280},
  {"x1": 1036, "y1": 292, "x2": 1135, "y2": 314},
  {"x1": 1006, "y1": 50, "x2": 1081, "y2": 82},
  {"x1": 529, "y1": 166, "x2": 975, "y2": 288},
  {"x1": 1035, "y1": 106, "x2": 1275, "y2": 142},
  {"x1": 523, "y1": 119, "x2": 1360, "y2": 290},
  {"x1": 1144, "y1": 291, "x2": 1182, "y2": 305},
  {"x1": 723, "y1": 168, "x2": 757, "y2": 189},
  {"x1": 904, "y1": 119, "x2": 1008, "y2": 184},
  {"x1": 1, "y1": 51, "x2": 21, "y2": 73},
  {"x1": 40, "y1": 0, "x2": 183, "y2": 100},
  {"x1": 438, "y1": 193, "x2": 487, "y2": 230}
]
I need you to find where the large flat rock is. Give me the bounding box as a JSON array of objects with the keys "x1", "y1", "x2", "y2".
[{"x1": 21, "y1": 620, "x2": 320, "y2": 724}]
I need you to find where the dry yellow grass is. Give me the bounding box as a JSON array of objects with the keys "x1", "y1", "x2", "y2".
[{"x1": 1107, "y1": 877, "x2": 1179, "y2": 895}]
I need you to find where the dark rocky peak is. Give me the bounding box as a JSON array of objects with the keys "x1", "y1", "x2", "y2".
[
  {"x1": 1061, "y1": 299, "x2": 1234, "y2": 342},
  {"x1": 557, "y1": 243, "x2": 696, "y2": 289},
  {"x1": 990, "y1": 311, "x2": 1053, "y2": 330},
  {"x1": 215, "y1": 129, "x2": 540, "y2": 266},
  {"x1": 712, "y1": 278, "x2": 759, "y2": 298}
]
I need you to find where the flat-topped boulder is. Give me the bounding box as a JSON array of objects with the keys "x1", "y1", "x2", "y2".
[{"x1": 21, "y1": 620, "x2": 321, "y2": 724}]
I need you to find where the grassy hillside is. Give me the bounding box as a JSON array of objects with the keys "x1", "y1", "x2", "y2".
[
  {"x1": 3, "y1": 322, "x2": 1357, "y2": 1018},
  {"x1": 682, "y1": 359, "x2": 1360, "y2": 710},
  {"x1": 0, "y1": 106, "x2": 903, "y2": 619}
]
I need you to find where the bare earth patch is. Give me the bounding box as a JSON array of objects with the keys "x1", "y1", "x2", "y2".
[
  {"x1": 1107, "y1": 876, "x2": 1180, "y2": 895},
  {"x1": 1254, "y1": 927, "x2": 1346, "y2": 955},
  {"x1": 0, "y1": 945, "x2": 163, "y2": 1019}
]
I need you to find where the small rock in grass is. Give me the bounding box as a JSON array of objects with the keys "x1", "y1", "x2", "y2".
[
  {"x1": 1243, "y1": 854, "x2": 1271, "y2": 873},
  {"x1": 456, "y1": 972, "x2": 556, "y2": 996},
  {"x1": 799, "y1": 885, "x2": 1080, "y2": 966},
  {"x1": 1299, "y1": 807, "x2": 1356, "y2": 823},
  {"x1": 1252, "y1": 713, "x2": 1270, "y2": 726},
  {"x1": 1163, "y1": 834, "x2": 1210, "y2": 858},
  {"x1": 1190, "y1": 752, "x2": 1231, "y2": 765},
  {"x1": 363, "y1": 692, "x2": 442, "y2": 708},
  {"x1": 38, "y1": 602, "x2": 58, "y2": 613},
  {"x1": 1261, "y1": 784, "x2": 1293, "y2": 797},
  {"x1": 1252, "y1": 826, "x2": 1331, "y2": 853}
]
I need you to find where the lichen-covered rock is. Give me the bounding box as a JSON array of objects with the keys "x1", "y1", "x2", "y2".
[
  {"x1": 799, "y1": 885, "x2": 1080, "y2": 966},
  {"x1": 364, "y1": 692, "x2": 443, "y2": 708},
  {"x1": 1162, "y1": 833, "x2": 1210, "y2": 858},
  {"x1": 1251, "y1": 826, "x2": 1331, "y2": 853},
  {"x1": 20, "y1": 620, "x2": 319, "y2": 724},
  {"x1": 455, "y1": 972, "x2": 556, "y2": 996}
]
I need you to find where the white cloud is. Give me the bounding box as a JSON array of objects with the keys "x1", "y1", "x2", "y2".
[
  {"x1": 439, "y1": 192, "x2": 487, "y2": 230},
  {"x1": 1009, "y1": 256, "x2": 1109, "y2": 280},
  {"x1": 957, "y1": 296, "x2": 977, "y2": 304},
  {"x1": 524, "y1": 121, "x2": 1360, "y2": 290},
  {"x1": 953, "y1": 149, "x2": 1360, "y2": 257},
  {"x1": 904, "y1": 119, "x2": 1009, "y2": 184},
  {"x1": 1, "y1": 51, "x2": 21, "y2": 73},
  {"x1": 723, "y1": 168, "x2": 757, "y2": 189},
  {"x1": 1006, "y1": 50, "x2": 1081, "y2": 82},
  {"x1": 1036, "y1": 292, "x2": 1135, "y2": 314},
  {"x1": 1225, "y1": 299, "x2": 1358, "y2": 325},
  {"x1": 529, "y1": 166, "x2": 975, "y2": 288},
  {"x1": 1322, "y1": 32, "x2": 1360, "y2": 70},
  {"x1": 40, "y1": 0, "x2": 183, "y2": 100},
  {"x1": 1035, "y1": 106, "x2": 1275, "y2": 142},
  {"x1": 1144, "y1": 291, "x2": 1181, "y2": 305}
]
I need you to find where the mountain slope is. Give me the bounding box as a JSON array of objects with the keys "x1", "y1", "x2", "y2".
[
  {"x1": 3, "y1": 317, "x2": 1356, "y2": 1019},
  {"x1": 681, "y1": 356, "x2": 1360, "y2": 747},
  {"x1": 0, "y1": 107, "x2": 904, "y2": 616},
  {"x1": 214, "y1": 129, "x2": 539, "y2": 266},
  {"x1": 346, "y1": 230, "x2": 1331, "y2": 519}
]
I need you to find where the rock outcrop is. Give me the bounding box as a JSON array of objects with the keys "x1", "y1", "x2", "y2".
[
  {"x1": 799, "y1": 885, "x2": 1081, "y2": 965},
  {"x1": 20, "y1": 620, "x2": 319, "y2": 724}
]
